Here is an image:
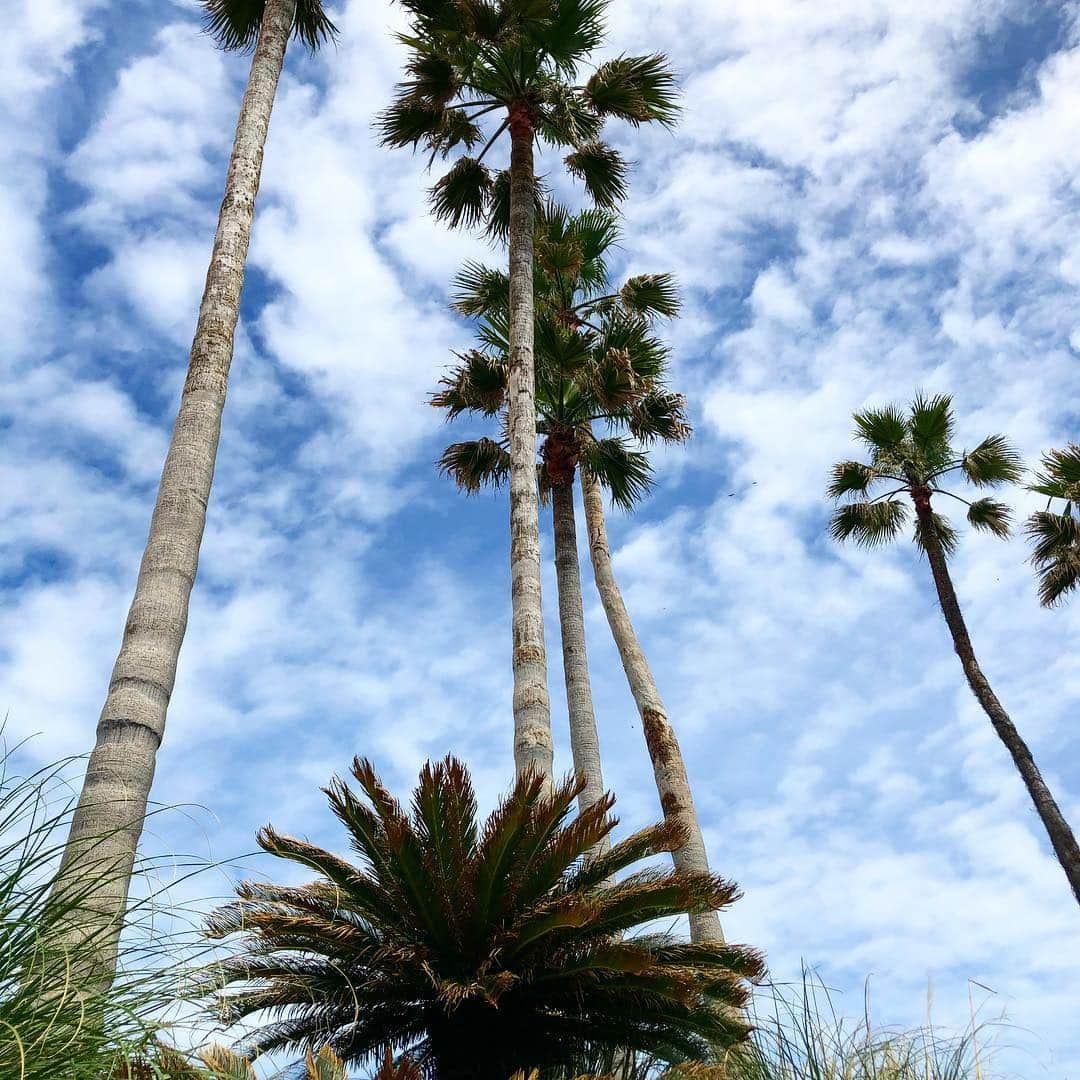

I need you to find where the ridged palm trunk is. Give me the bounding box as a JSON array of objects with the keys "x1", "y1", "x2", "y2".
[
  {"x1": 914, "y1": 488, "x2": 1080, "y2": 904},
  {"x1": 580, "y1": 470, "x2": 724, "y2": 942},
  {"x1": 506, "y1": 103, "x2": 552, "y2": 781},
  {"x1": 551, "y1": 478, "x2": 609, "y2": 858},
  {"x1": 49, "y1": 0, "x2": 298, "y2": 982}
]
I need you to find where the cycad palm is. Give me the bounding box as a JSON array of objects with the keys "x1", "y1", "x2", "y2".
[
  {"x1": 828, "y1": 394, "x2": 1080, "y2": 903},
  {"x1": 50, "y1": 0, "x2": 337, "y2": 983},
  {"x1": 380, "y1": 0, "x2": 678, "y2": 783},
  {"x1": 1026, "y1": 444, "x2": 1080, "y2": 607},
  {"x1": 433, "y1": 206, "x2": 697, "y2": 880},
  {"x1": 206, "y1": 756, "x2": 763, "y2": 1080}
]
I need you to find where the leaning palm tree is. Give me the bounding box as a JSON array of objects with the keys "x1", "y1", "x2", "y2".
[
  {"x1": 828, "y1": 393, "x2": 1080, "y2": 904},
  {"x1": 379, "y1": 0, "x2": 678, "y2": 783},
  {"x1": 50, "y1": 0, "x2": 337, "y2": 984},
  {"x1": 1026, "y1": 443, "x2": 1080, "y2": 607},
  {"x1": 205, "y1": 755, "x2": 763, "y2": 1080},
  {"x1": 434, "y1": 204, "x2": 689, "y2": 860}
]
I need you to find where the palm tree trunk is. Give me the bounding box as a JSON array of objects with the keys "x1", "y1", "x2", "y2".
[
  {"x1": 580, "y1": 469, "x2": 724, "y2": 942},
  {"x1": 48, "y1": 0, "x2": 298, "y2": 982},
  {"x1": 552, "y1": 480, "x2": 608, "y2": 856},
  {"x1": 506, "y1": 103, "x2": 552, "y2": 782},
  {"x1": 915, "y1": 494, "x2": 1080, "y2": 904}
]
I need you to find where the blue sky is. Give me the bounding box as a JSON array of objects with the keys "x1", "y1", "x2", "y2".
[{"x1": 2, "y1": 0, "x2": 1079, "y2": 1073}]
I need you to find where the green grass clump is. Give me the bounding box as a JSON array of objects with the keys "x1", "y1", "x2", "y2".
[{"x1": 0, "y1": 734, "x2": 202, "y2": 1080}]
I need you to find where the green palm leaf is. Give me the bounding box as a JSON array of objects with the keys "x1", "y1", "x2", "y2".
[
  {"x1": 1029, "y1": 443, "x2": 1080, "y2": 500},
  {"x1": 202, "y1": 0, "x2": 338, "y2": 51},
  {"x1": 585, "y1": 54, "x2": 680, "y2": 127},
  {"x1": 828, "y1": 500, "x2": 908, "y2": 548},
  {"x1": 581, "y1": 438, "x2": 653, "y2": 509},
  {"x1": 826, "y1": 461, "x2": 876, "y2": 499},
  {"x1": 438, "y1": 438, "x2": 512, "y2": 492},
  {"x1": 564, "y1": 141, "x2": 629, "y2": 208},
  {"x1": 430, "y1": 156, "x2": 493, "y2": 228},
  {"x1": 961, "y1": 433, "x2": 1023, "y2": 487},
  {"x1": 852, "y1": 404, "x2": 907, "y2": 454},
  {"x1": 966, "y1": 497, "x2": 1012, "y2": 538}
]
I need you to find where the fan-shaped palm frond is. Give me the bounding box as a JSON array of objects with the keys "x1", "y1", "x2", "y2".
[
  {"x1": 206, "y1": 758, "x2": 762, "y2": 1080},
  {"x1": 828, "y1": 500, "x2": 909, "y2": 548},
  {"x1": 564, "y1": 141, "x2": 629, "y2": 208},
  {"x1": 1026, "y1": 444, "x2": 1080, "y2": 606},
  {"x1": 961, "y1": 434, "x2": 1024, "y2": 487},
  {"x1": 581, "y1": 437, "x2": 653, "y2": 510},
  {"x1": 202, "y1": 0, "x2": 337, "y2": 52},
  {"x1": 439, "y1": 438, "x2": 512, "y2": 492}
]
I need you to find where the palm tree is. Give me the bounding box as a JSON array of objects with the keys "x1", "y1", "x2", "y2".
[
  {"x1": 379, "y1": 1, "x2": 678, "y2": 783},
  {"x1": 433, "y1": 205, "x2": 688, "y2": 860},
  {"x1": 828, "y1": 393, "x2": 1080, "y2": 904},
  {"x1": 49, "y1": 0, "x2": 337, "y2": 984},
  {"x1": 205, "y1": 755, "x2": 763, "y2": 1080},
  {"x1": 1026, "y1": 444, "x2": 1080, "y2": 607},
  {"x1": 579, "y1": 471, "x2": 728, "y2": 944}
]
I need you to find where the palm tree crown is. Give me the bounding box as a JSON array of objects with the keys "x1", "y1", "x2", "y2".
[
  {"x1": 1026, "y1": 444, "x2": 1080, "y2": 607},
  {"x1": 828, "y1": 393, "x2": 1023, "y2": 554},
  {"x1": 434, "y1": 203, "x2": 689, "y2": 503},
  {"x1": 378, "y1": 0, "x2": 678, "y2": 228},
  {"x1": 206, "y1": 757, "x2": 762, "y2": 1080},
  {"x1": 202, "y1": 0, "x2": 338, "y2": 51}
]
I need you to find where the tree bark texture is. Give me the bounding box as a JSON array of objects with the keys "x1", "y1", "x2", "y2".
[
  {"x1": 49, "y1": 0, "x2": 298, "y2": 982},
  {"x1": 506, "y1": 105, "x2": 553, "y2": 783},
  {"x1": 915, "y1": 494, "x2": 1080, "y2": 905},
  {"x1": 552, "y1": 481, "x2": 609, "y2": 858},
  {"x1": 580, "y1": 469, "x2": 724, "y2": 942}
]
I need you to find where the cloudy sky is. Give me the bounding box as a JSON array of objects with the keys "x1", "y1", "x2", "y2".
[{"x1": 2, "y1": 0, "x2": 1079, "y2": 1073}]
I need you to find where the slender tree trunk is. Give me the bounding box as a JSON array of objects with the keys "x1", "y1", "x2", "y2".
[
  {"x1": 914, "y1": 491, "x2": 1080, "y2": 905},
  {"x1": 506, "y1": 103, "x2": 552, "y2": 782},
  {"x1": 48, "y1": 0, "x2": 298, "y2": 982},
  {"x1": 552, "y1": 480, "x2": 608, "y2": 857},
  {"x1": 580, "y1": 469, "x2": 724, "y2": 942}
]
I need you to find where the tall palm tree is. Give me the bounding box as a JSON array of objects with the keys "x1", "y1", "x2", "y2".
[
  {"x1": 1026, "y1": 444, "x2": 1080, "y2": 607},
  {"x1": 379, "y1": 1, "x2": 678, "y2": 783},
  {"x1": 579, "y1": 470, "x2": 727, "y2": 944},
  {"x1": 49, "y1": 0, "x2": 337, "y2": 983},
  {"x1": 828, "y1": 393, "x2": 1080, "y2": 904},
  {"x1": 205, "y1": 755, "x2": 763, "y2": 1080},
  {"x1": 433, "y1": 205, "x2": 688, "y2": 859}
]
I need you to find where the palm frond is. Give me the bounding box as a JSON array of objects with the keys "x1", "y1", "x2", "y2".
[
  {"x1": 618, "y1": 273, "x2": 680, "y2": 319},
  {"x1": 914, "y1": 510, "x2": 959, "y2": 558},
  {"x1": 966, "y1": 497, "x2": 1012, "y2": 538},
  {"x1": 430, "y1": 350, "x2": 509, "y2": 417},
  {"x1": 430, "y1": 157, "x2": 493, "y2": 229},
  {"x1": 827, "y1": 461, "x2": 877, "y2": 499},
  {"x1": 961, "y1": 433, "x2": 1023, "y2": 487},
  {"x1": 626, "y1": 390, "x2": 692, "y2": 445},
  {"x1": 828, "y1": 500, "x2": 908, "y2": 548},
  {"x1": 585, "y1": 54, "x2": 680, "y2": 127},
  {"x1": 564, "y1": 141, "x2": 629, "y2": 209},
  {"x1": 453, "y1": 261, "x2": 511, "y2": 316},
  {"x1": 851, "y1": 404, "x2": 907, "y2": 454},
  {"x1": 581, "y1": 438, "x2": 654, "y2": 510},
  {"x1": 438, "y1": 438, "x2": 512, "y2": 492},
  {"x1": 202, "y1": 0, "x2": 338, "y2": 52},
  {"x1": 908, "y1": 392, "x2": 954, "y2": 462},
  {"x1": 1029, "y1": 443, "x2": 1080, "y2": 500},
  {"x1": 1026, "y1": 508, "x2": 1080, "y2": 607}
]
